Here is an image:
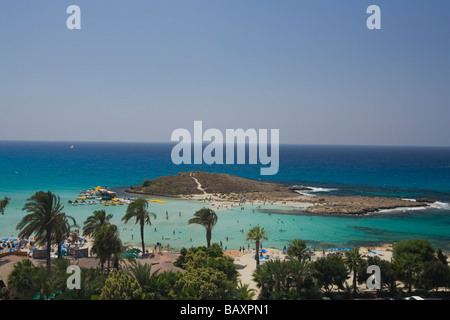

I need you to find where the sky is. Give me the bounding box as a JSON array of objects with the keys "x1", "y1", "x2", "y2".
[{"x1": 0, "y1": 0, "x2": 449, "y2": 146}]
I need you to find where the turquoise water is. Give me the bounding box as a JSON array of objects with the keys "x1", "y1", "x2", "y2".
[{"x1": 1, "y1": 141, "x2": 450, "y2": 251}]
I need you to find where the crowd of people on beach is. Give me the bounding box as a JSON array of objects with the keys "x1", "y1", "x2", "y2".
[{"x1": 0, "y1": 229, "x2": 91, "y2": 259}]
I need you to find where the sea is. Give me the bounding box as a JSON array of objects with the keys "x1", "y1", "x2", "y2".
[{"x1": 1, "y1": 141, "x2": 450, "y2": 252}]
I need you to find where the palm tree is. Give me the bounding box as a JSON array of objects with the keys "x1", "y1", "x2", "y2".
[
  {"x1": 122, "y1": 198, "x2": 157, "y2": 254},
  {"x1": 17, "y1": 191, "x2": 66, "y2": 269},
  {"x1": 0, "y1": 196, "x2": 10, "y2": 215},
  {"x1": 8, "y1": 259, "x2": 35, "y2": 299},
  {"x1": 288, "y1": 259, "x2": 313, "y2": 297},
  {"x1": 188, "y1": 207, "x2": 218, "y2": 248},
  {"x1": 265, "y1": 259, "x2": 290, "y2": 298},
  {"x1": 246, "y1": 225, "x2": 268, "y2": 268},
  {"x1": 83, "y1": 209, "x2": 113, "y2": 238},
  {"x1": 344, "y1": 248, "x2": 364, "y2": 293},
  {"x1": 236, "y1": 281, "x2": 256, "y2": 300},
  {"x1": 54, "y1": 214, "x2": 77, "y2": 259},
  {"x1": 287, "y1": 239, "x2": 308, "y2": 261},
  {"x1": 91, "y1": 223, "x2": 122, "y2": 274},
  {"x1": 252, "y1": 264, "x2": 271, "y2": 299},
  {"x1": 129, "y1": 261, "x2": 162, "y2": 298}
]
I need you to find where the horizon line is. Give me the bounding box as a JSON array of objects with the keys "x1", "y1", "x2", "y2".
[{"x1": 1, "y1": 139, "x2": 450, "y2": 149}]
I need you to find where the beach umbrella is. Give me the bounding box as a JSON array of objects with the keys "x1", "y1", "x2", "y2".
[
  {"x1": 120, "y1": 252, "x2": 138, "y2": 259},
  {"x1": 336, "y1": 248, "x2": 342, "y2": 251},
  {"x1": 344, "y1": 248, "x2": 351, "y2": 251},
  {"x1": 260, "y1": 256, "x2": 268, "y2": 260},
  {"x1": 260, "y1": 249, "x2": 267, "y2": 253},
  {"x1": 1, "y1": 238, "x2": 8, "y2": 242},
  {"x1": 328, "y1": 248, "x2": 335, "y2": 251}
]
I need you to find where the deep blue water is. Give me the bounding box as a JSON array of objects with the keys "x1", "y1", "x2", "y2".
[
  {"x1": 1, "y1": 141, "x2": 450, "y2": 251},
  {"x1": 1, "y1": 141, "x2": 449, "y2": 198}
]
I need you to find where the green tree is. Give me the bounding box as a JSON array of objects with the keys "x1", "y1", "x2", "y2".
[
  {"x1": 266, "y1": 259, "x2": 291, "y2": 299},
  {"x1": 0, "y1": 196, "x2": 10, "y2": 215},
  {"x1": 344, "y1": 248, "x2": 363, "y2": 293},
  {"x1": 62, "y1": 267, "x2": 106, "y2": 300},
  {"x1": 100, "y1": 269, "x2": 143, "y2": 300},
  {"x1": 287, "y1": 239, "x2": 308, "y2": 261},
  {"x1": 172, "y1": 266, "x2": 233, "y2": 300},
  {"x1": 394, "y1": 253, "x2": 420, "y2": 293},
  {"x1": 235, "y1": 281, "x2": 256, "y2": 300},
  {"x1": 82, "y1": 210, "x2": 113, "y2": 238},
  {"x1": 436, "y1": 249, "x2": 448, "y2": 266},
  {"x1": 188, "y1": 207, "x2": 218, "y2": 248},
  {"x1": 422, "y1": 260, "x2": 450, "y2": 293},
  {"x1": 129, "y1": 261, "x2": 183, "y2": 300},
  {"x1": 7, "y1": 259, "x2": 36, "y2": 299},
  {"x1": 246, "y1": 225, "x2": 268, "y2": 268},
  {"x1": 393, "y1": 239, "x2": 435, "y2": 263},
  {"x1": 122, "y1": 198, "x2": 156, "y2": 254},
  {"x1": 288, "y1": 259, "x2": 319, "y2": 299},
  {"x1": 91, "y1": 223, "x2": 122, "y2": 274},
  {"x1": 177, "y1": 245, "x2": 238, "y2": 282},
  {"x1": 17, "y1": 191, "x2": 66, "y2": 269},
  {"x1": 312, "y1": 255, "x2": 348, "y2": 294},
  {"x1": 149, "y1": 270, "x2": 180, "y2": 300},
  {"x1": 129, "y1": 262, "x2": 159, "y2": 294},
  {"x1": 171, "y1": 245, "x2": 238, "y2": 300},
  {"x1": 8, "y1": 259, "x2": 69, "y2": 300},
  {"x1": 30, "y1": 264, "x2": 60, "y2": 300},
  {"x1": 358, "y1": 256, "x2": 398, "y2": 295},
  {"x1": 252, "y1": 264, "x2": 272, "y2": 299},
  {"x1": 392, "y1": 239, "x2": 436, "y2": 292}
]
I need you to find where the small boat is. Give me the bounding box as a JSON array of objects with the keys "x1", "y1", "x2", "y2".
[{"x1": 103, "y1": 202, "x2": 109, "y2": 206}]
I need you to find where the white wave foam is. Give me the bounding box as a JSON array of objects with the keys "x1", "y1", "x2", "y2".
[
  {"x1": 378, "y1": 201, "x2": 449, "y2": 213},
  {"x1": 378, "y1": 206, "x2": 429, "y2": 213},
  {"x1": 294, "y1": 186, "x2": 338, "y2": 196},
  {"x1": 430, "y1": 201, "x2": 450, "y2": 210}
]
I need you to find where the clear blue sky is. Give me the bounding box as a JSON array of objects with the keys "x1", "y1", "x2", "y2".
[{"x1": 1, "y1": 0, "x2": 449, "y2": 146}]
